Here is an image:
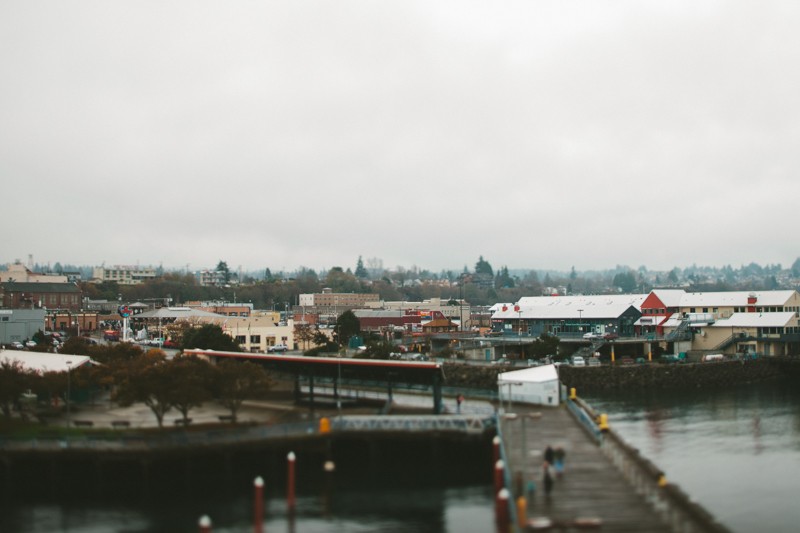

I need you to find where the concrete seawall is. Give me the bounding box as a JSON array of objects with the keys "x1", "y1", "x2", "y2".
[{"x1": 443, "y1": 357, "x2": 796, "y2": 393}]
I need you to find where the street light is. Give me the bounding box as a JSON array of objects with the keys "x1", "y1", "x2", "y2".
[
  {"x1": 336, "y1": 352, "x2": 342, "y2": 416},
  {"x1": 66, "y1": 360, "x2": 72, "y2": 428},
  {"x1": 577, "y1": 309, "x2": 584, "y2": 334},
  {"x1": 501, "y1": 381, "x2": 523, "y2": 414}
]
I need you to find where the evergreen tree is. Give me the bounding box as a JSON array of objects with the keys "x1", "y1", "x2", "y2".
[
  {"x1": 355, "y1": 256, "x2": 368, "y2": 278},
  {"x1": 474, "y1": 256, "x2": 493, "y2": 276}
]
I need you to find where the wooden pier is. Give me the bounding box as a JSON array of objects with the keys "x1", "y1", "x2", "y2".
[{"x1": 497, "y1": 398, "x2": 729, "y2": 532}]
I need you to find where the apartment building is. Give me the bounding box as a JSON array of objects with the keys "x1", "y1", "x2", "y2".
[{"x1": 91, "y1": 266, "x2": 157, "y2": 285}]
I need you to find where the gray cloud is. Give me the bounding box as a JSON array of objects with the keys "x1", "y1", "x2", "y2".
[{"x1": 2, "y1": 1, "x2": 798, "y2": 273}]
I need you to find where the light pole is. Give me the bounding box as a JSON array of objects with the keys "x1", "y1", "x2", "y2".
[
  {"x1": 66, "y1": 360, "x2": 72, "y2": 428},
  {"x1": 337, "y1": 352, "x2": 342, "y2": 416},
  {"x1": 577, "y1": 309, "x2": 583, "y2": 335},
  {"x1": 501, "y1": 381, "x2": 523, "y2": 414}
]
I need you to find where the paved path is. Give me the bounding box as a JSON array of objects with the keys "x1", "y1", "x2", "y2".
[{"x1": 500, "y1": 404, "x2": 672, "y2": 532}]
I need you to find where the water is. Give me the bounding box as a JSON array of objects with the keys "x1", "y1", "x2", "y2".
[
  {"x1": 2, "y1": 480, "x2": 495, "y2": 532},
  {"x1": 584, "y1": 381, "x2": 800, "y2": 533},
  {"x1": 7, "y1": 381, "x2": 798, "y2": 532}
]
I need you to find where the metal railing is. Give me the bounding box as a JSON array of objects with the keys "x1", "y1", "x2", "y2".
[
  {"x1": 331, "y1": 414, "x2": 494, "y2": 434},
  {"x1": 0, "y1": 414, "x2": 496, "y2": 452}
]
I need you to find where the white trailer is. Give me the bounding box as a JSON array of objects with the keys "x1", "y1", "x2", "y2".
[{"x1": 497, "y1": 364, "x2": 561, "y2": 407}]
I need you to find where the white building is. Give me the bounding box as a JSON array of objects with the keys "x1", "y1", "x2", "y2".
[{"x1": 497, "y1": 364, "x2": 561, "y2": 407}]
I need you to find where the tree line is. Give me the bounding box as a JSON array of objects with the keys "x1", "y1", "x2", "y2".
[{"x1": 0, "y1": 331, "x2": 272, "y2": 428}]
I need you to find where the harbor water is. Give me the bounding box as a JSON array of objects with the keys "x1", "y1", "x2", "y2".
[
  {"x1": 2, "y1": 484, "x2": 496, "y2": 533},
  {"x1": 584, "y1": 380, "x2": 800, "y2": 533},
  {"x1": 4, "y1": 380, "x2": 798, "y2": 532}
]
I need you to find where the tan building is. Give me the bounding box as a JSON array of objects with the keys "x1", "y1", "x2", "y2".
[
  {"x1": 91, "y1": 265, "x2": 157, "y2": 285},
  {"x1": 213, "y1": 316, "x2": 295, "y2": 353},
  {"x1": 298, "y1": 290, "x2": 380, "y2": 309},
  {"x1": 667, "y1": 311, "x2": 799, "y2": 357},
  {"x1": 0, "y1": 263, "x2": 68, "y2": 283},
  {"x1": 185, "y1": 301, "x2": 253, "y2": 317}
]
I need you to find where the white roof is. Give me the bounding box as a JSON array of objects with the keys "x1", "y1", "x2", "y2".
[
  {"x1": 133, "y1": 307, "x2": 226, "y2": 319},
  {"x1": 0, "y1": 351, "x2": 91, "y2": 373},
  {"x1": 494, "y1": 294, "x2": 645, "y2": 320},
  {"x1": 713, "y1": 312, "x2": 797, "y2": 328},
  {"x1": 678, "y1": 290, "x2": 796, "y2": 308},
  {"x1": 497, "y1": 364, "x2": 559, "y2": 384},
  {"x1": 650, "y1": 289, "x2": 686, "y2": 307}
]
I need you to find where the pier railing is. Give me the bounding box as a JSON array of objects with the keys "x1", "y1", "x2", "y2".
[
  {"x1": 571, "y1": 397, "x2": 731, "y2": 533},
  {"x1": 0, "y1": 414, "x2": 496, "y2": 453}
]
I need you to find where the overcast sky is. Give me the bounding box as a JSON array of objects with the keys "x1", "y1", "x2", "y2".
[{"x1": 2, "y1": 1, "x2": 798, "y2": 275}]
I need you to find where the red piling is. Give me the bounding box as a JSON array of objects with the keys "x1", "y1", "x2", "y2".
[
  {"x1": 253, "y1": 476, "x2": 264, "y2": 533},
  {"x1": 287, "y1": 452, "x2": 296, "y2": 512},
  {"x1": 495, "y1": 488, "x2": 510, "y2": 531},
  {"x1": 494, "y1": 459, "x2": 505, "y2": 494}
]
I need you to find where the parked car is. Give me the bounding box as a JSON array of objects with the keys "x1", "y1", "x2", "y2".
[
  {"x1": 603, "y1": 332, "x2": 619, "y2": 340},
  {"x1": 10, "y1": 341, "x2": 24, "y2": 350},
  {"x1": 267, "y1": 344, "x2": 289, "y2": 353},
  {"x1": 25, "y1": 340, "x2": 37, "y2": 348},
  {"x1": 660, "y1": 353, "x2": 686, "y2": 364},
  {"x1": 587, "y1": 357, "x2": 601, "y2": 367},
  {"x1": 619, "y1": 357, "x2": 635, "y2": 365},
  {"x1": 583, "y1": 332, "x2": 601, "y2": 339},
  {"x1": 571, "y1": 356, "x2": 586, "y2": 367}
]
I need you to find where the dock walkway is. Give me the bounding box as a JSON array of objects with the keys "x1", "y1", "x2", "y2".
[{"x1": 499, "y1": 403, "x2": 672, "y2": 532}]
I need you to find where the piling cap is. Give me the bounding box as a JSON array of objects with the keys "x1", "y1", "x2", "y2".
[
  {"x1": 198, "y1": 515, "x2": 212, "y2": 527},
  {"x1": 497, "y1": 488, "x2": 510, "y2": 500},
  {"x1": 254, "y1": 476, "x2": 264, "y2": 487},
  {"x1": 495, "y1": 459, "x2": 505, "y2": 469},
  {"x1": 288, "y1": 451, "x2": 296, "y2": 461}
]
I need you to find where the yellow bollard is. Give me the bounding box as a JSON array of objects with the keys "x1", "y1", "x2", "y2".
[
  {"x1": 658, "y1": 474, "x2": 667, "y2": 487},
  {"x1": 569, "y1": 387, "x2": 577, "y2": 400},
  {"x1": 598, "y1": 413, "x2": 609, "y2": 432},
  {"x1": 516, "y1": 495, "x2": 527, "y2": 528},
  {"x1": 319, "y1": 417, "x2": 331, "y2": 434}
]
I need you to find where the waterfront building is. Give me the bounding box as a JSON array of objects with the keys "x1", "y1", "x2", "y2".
[{"x1": 491, "y1": 294, "x2": 646, "y2": 338}]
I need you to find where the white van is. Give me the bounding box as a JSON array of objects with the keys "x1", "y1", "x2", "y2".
[
  {"x1": 701, "y1": 353, "x2": 724, "y2": 362},
  {"x1": 572, "y1": 356, "x2": 586, "y2": 367}
]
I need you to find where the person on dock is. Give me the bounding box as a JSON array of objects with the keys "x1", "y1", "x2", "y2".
[
  {"x1": 554, "y1": 447, "x2": 565, "y2": 477},
  {"x1": 543, "y1": 461, "x2": 554, "y2": 496},
  {"x1": 544, "y1": 445, "x2": 555, "y2": 466},
  {"x1": 456, "y1": 394, "x2": 464, "y2": 414}
]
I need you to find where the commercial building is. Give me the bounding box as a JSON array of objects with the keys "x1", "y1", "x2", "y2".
[
  {"x1": 491, "y1": 295, "x2": 646, "y2": 338},
  {"x1": 1, "y1": 282, "x2": 82, "y2": 311}
]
